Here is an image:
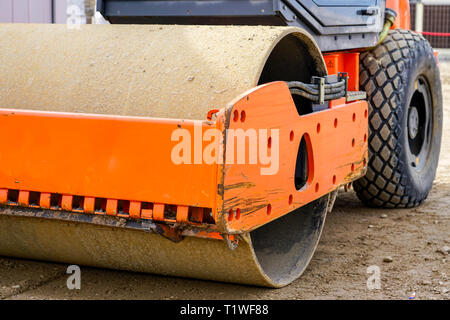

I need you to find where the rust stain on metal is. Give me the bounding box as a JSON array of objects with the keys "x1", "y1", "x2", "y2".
[
  {"x1": 224, "y1": 195, "x2": 269, "y2": 216},
  {"x1": 0, "y1": 204, "x2": 187, "y2": 242},
  {"x1": 155, "y1": 223, "x2": 184, "y2": 243},
  {"x1": 223, "y1": 182, "x2": 256, "y2": 191}
]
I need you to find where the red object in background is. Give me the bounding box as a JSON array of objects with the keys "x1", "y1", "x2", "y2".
[{"x1": 421, "y1": 31, "x2": 450, "y2": 37}]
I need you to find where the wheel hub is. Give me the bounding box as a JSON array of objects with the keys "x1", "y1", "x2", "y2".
[
  {"x1": 408, "y1": 106, "x2": 419, "y2": 139},
  {"x1": 407, "y1": 76, "x2": 432, "y2": 170}
]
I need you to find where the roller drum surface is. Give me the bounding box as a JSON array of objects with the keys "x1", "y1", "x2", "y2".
[
  {"x1": 0, "y1": 24, "x2": 325, "y2": 119},
  {"x1": 0, "y1": 194, "x2": 329, "y2": 287}
]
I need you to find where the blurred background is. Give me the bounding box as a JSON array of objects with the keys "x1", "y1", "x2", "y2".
[
  {"x1": 411, "y1": 0, "x2": 450, "y2": 50},
  {"x1": 0, "y1": 0, "x2": 96, "y2": 24},
  {"x1": 0, "y1": 0, "x2": 449, "y2": 52}
]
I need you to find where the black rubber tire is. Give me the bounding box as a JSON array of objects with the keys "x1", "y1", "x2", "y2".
[{"x1": 354, "y1": 29, "x2": 443, "y2": 208}]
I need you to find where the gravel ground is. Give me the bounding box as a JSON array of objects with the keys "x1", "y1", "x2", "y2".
[{"x1": 0, "y1": 62, "x2": 449, "y2": 301}]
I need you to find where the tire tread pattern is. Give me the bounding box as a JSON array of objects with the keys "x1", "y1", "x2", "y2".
[{"x1": 354, "y1": 29, "x2": 432, "y2": 208}]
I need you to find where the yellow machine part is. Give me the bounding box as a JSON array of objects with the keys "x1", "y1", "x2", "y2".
[{"x1": 0, "y1": 24, "x2": 330, "y2": 287}]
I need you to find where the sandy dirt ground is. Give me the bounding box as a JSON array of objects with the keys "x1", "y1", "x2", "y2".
[{"x1": 0, "y1": 62, "x2": 449, "y2": 301}]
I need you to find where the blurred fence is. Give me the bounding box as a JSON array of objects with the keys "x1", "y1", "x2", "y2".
[{"x1": 411, "y1": 0, "x2": 450, "y2": 48}]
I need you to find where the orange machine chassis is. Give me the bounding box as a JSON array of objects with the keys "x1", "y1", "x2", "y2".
[{"x1": 0, "y1": 53, "x2": 368, "y2": 241}]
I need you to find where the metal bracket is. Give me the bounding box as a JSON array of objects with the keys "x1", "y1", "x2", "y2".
[
  {"x1": 221, "y1": 233, "x2": 239, "y2": 251},
  {"x1": 338, "y1": 72, "x2": 348, "y2": 93},
  {"x1": 312, "y1": 76, "x2": 326, "y2": 105}
]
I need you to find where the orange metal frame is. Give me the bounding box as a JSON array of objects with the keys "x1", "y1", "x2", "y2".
[
  {"x1": 217, "y1": 82, "x2": 367, "y2": 233},
  {"x1": 0, "y1": 51, "x2": 368, "y2": 238},
  {"x1": 386, "y1": 0, "x2": 411, "y2": 30},
  {"x1": 323, "y1": 52, "x2": 360, "y2": 92}
]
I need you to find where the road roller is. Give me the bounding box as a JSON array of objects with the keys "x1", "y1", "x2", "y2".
[{"x1": 0, "y1": 0, "x2": 442, "y2": 287}]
